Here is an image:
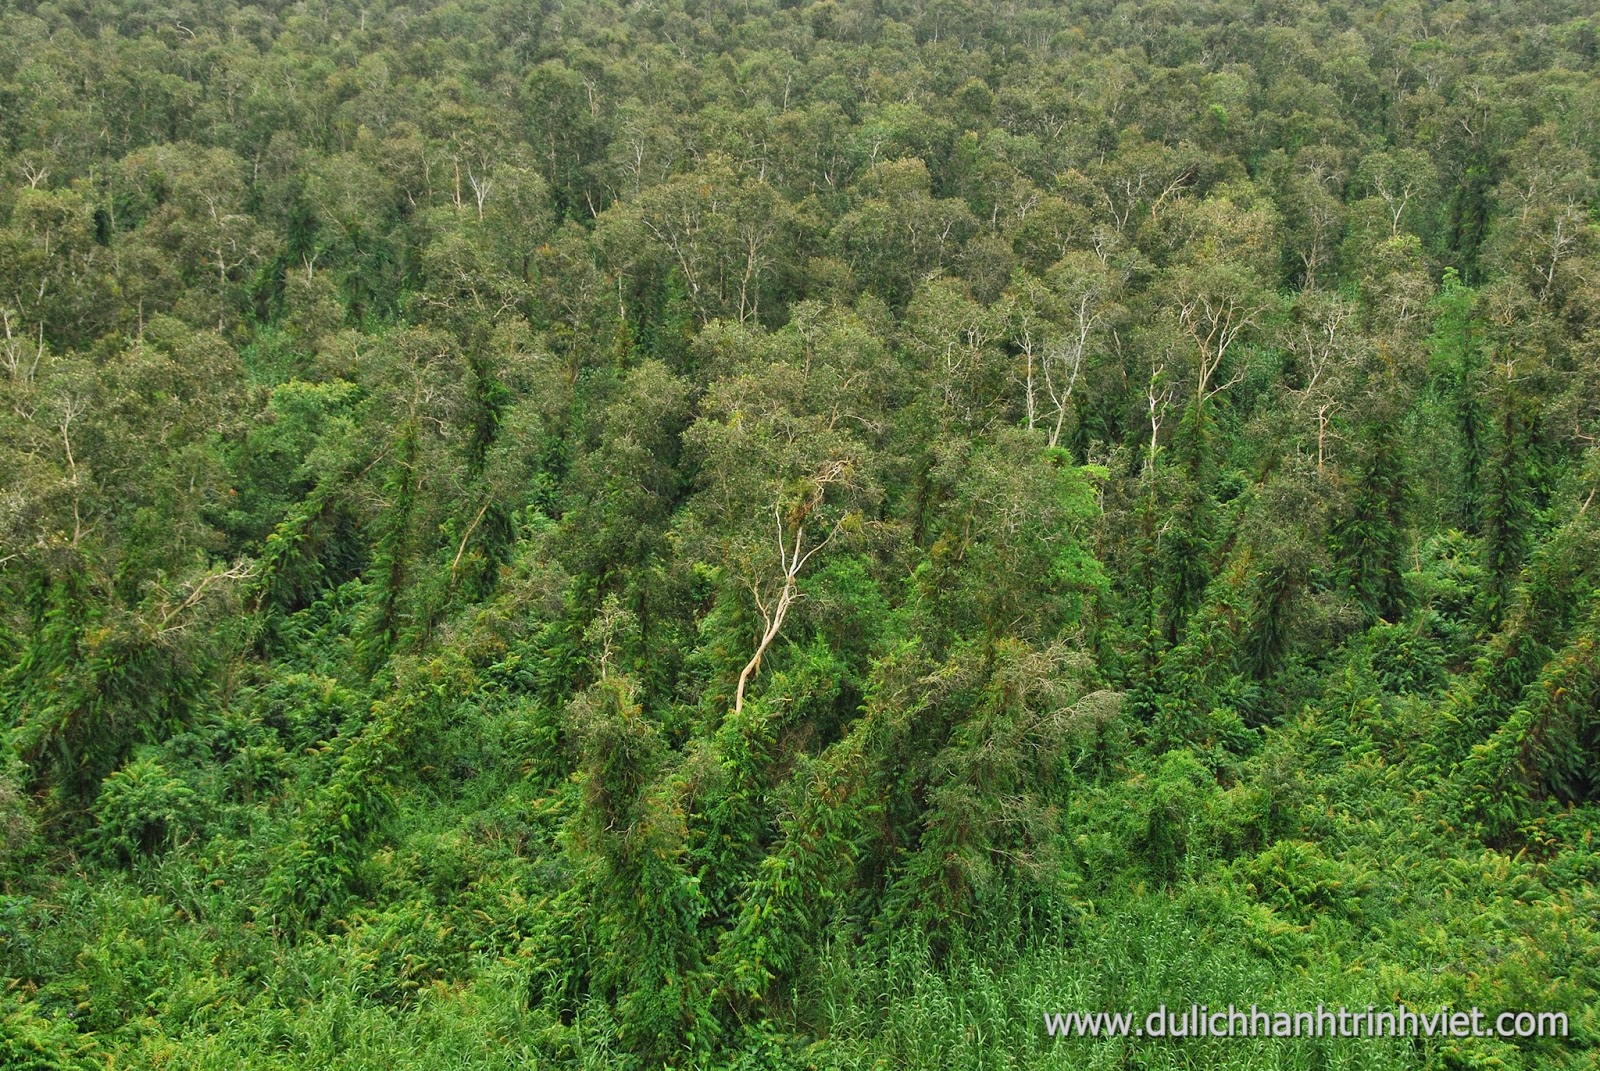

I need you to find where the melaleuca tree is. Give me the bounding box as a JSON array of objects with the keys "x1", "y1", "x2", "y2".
[
  {"x1": 685, "y1": 585, "x2": 880, "y2": 928},
  {"x1": 9, "y1": 1, "x2": 1600, "y2": 1064},
  {"x1": 533, "y1": 223, "x2": 624, "y2": 379},
  {"x1": 1154, "y1": 188, "x2": 1279, "y2": 443},
  {"x1": 1420, "y1": 498, "x2": 1600, "y2": 797},
  {"x1": 1482, "y1": 124, "x2": 1595, "y2": 315},
  {"x1": 478, "y1": 320, "x2": 574, "y2": 518},
  {"x1": 1330, "y1": 416, "x2": 1410, "y2": 625},
  {"x1": 1348, "y1": 232, "x2": 1437, "y2": 356},
  {"x1": 562, "y1": 675, "x2": 717, "y2": 1064},
  {"x1": 1281, "y1": 288, "x2": 1362, "y2": 476},
  {"x1": 430, "y1": 318, "x2": 562, "y2": 607},
  {"x1": 264, "y1": 654, "x2": 470, "y2": 931},
  {"x1": 897, "y1": 278, "x2": 1011, "y2": 452},
  {"x1": 1244, "y1": 558, "x2": 1301, "y2": 685},
  {"x1": 521, "y1": 61, "x2": 608, "y2": 219},
  {"x1": 872, "y1": 641, "x2": 1098, "y2": 959},
  {"x1": 1073, "y1": 131, "x2": 1216, "y2": 244},
  {"x1": 358, "y1": 419, "x2": 420, "y2": 668},
  {"x1": 1479, "y1": 369, "x2": 1543, "y2": 630},
  {"x1": 676, "y1": 319, "x2": 878, "y2": 717},
  {"x1": 115, "y1": 143, "x2": 279, "y2": 333},
  {"x1": 1239, "y1": 464, "x2": 1338, "y2": 686},
  {"x1": 302, "y1": 142, "x2": 406, "y2": 323},
  {"x1": 666, "y1": 310, "x2": 895, "y2": 1002},
  {"x1": 221, "y1": 376, "x2": 360, "y2": 549},
  {"x1": 1093, "y1": 411, "x2": 1179, "y2": 720},
  {"x1": 554, "y1": 360, "x2": 693, "y2": 704},
  {"x1": 479, "y1": 151, "x2": 556, "y2": 287},
  {"x1": 1006, "y1": 185, "x2": 1096, "y2": 278},
  {"x1": 681, "y1": 693, "x2": 779, "y2": 927},
  {"x1": 831, "y1": 158, "x2": 978, "y2": 311},
  {"x1": 1150, "y1": 462, "x2": 1331, "y2": 737},
  {"x1": 1259, "y1": 144, "x2": 1349, "y2": 290},
  {"x1": 1001, "y1": 255, "x2": 1126, "y2": 449},
  {"x1": 340, "y1": 326, "x2": 470, "y2": 666},
  {"x1": 1140, "y1": 188, "x2": 1279, "y2": 642},
  {"x1": 1, "y1": 321, "x2": 256, "y2": 800},
  {"x1": 1426, "y1": 270, "x2": 1485, "y2": 533},
  {"x1": 913, "y1": 428, "x2": 1105, "y2": 650},
  {"x1": 559, "y1": 360, "x2": 690, "y2": 585},
  {"x1": 0, "y1": 186, "x2": 115, "y2": 351},
  {"x1": 1163, "y1": 418, "x2": 1220, "y2": 644},
  {"x1": 405, "y1": 142, "x2": 550, "y2": 338},
  {"x1": 596, "y1": 156, "x2": 801, "y2": 329},
  {"x1": 1344, "y1": 148, "x2": 1442, "y2": 266},
  {"x1": 412, "y1": 208, "x2": 529, "y2": 343},
  {"x1": 246, "y1": 429, "x2": 371, "y2": 635}
]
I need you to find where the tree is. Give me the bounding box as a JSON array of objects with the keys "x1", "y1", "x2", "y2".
[
  {"x1": 564, "y1": 674, "x2": 716, "y2": 1060},
  {"x1": 1004, "y1": 254, "x2": 1123, "y2": 449},
  {"x1": 915, "y1": 428, "x2": 1105, "y2": 646},
  {"x1": 677, "y1": 324, "x2": 875, "y2": 715},
  {"x1": 603, "y1": 156, "x2": 799, "y2": 328},
  {"x1": 1331, "y1": 418, "x2": 1410, "y2": 624},
  {"x1": 1156, "y1": 189, "x2": 1280, "y2": 443},
  {"x1": 1479, "y1": 370, "x2": 1544, "y2": 630},
  {"x1": 0, "y1": 187, "x2": 112, "y2": 351},
  {"x1": 831, "y1": 158, "x2": 978, "y2": 310},
  {"x1": 117, "y1": 144, "x2": 279, "y2": 332},
  {"x1": 1282, "y1": 289, "x2": 1361, "y2": 473},
  {"x1": 1484, "y1": 124, "x2": 1595, "y2": 312}
]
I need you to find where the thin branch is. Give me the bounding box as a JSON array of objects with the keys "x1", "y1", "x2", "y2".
[
  {"x1": 157, "y1": 562, "x2": 257, "y2": 636},
  {"x1": 450, "y1": 500, "x2": 492, "y2": 582}
]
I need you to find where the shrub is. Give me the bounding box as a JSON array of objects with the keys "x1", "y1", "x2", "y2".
[
  {"x1": 1137, "y1": 748, "x2": 1216, "y2": 884},
  {"x1": 0, "y1": 998, "x2": 101, "y2": 1071},
  {"x1": 86, "y1": 756, "x2": 196, "y2": 866},
  {"x1": 0, "y1": 762, "x2": 36, "y2": 881},
  {"x1": 1235, "y1": 840, "x2": 1369, "y2": 927}
]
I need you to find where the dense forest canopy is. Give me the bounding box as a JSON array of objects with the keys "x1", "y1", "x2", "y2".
[{"x1": 1, "y1": 0, "x2": 1598, "y2": 1066}]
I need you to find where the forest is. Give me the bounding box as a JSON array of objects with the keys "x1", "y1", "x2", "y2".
[{"x1": 0, "y1": 0, "x2": 1597, "y2": 1066}]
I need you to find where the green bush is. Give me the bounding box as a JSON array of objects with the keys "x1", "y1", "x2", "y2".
[
  {"x1": 0, "y1": 998, "x2": 101, "y2": 1071},
  {"x1": 1367, "y1": 618, "x2": 1448, "y2": 694},
  {"x1": 86, "y1": 755, "x2": 196, "y2": 866},
  {"x1": 0, "y1": 761, "x2": 36, "y2": 881},
  {"x1": 1137, "y1": 749, "x2": 1217, "y2": 884},
  {"x1": 1235, "y1": 840, "x2": 1369, "y2": 927}
]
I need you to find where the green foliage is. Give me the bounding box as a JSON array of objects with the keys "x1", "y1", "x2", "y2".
[
  {"x1": 1480, "y1": 380, "x2": 1546, "y2": 630},
  {"x1": 563, "y1": 676, "x2": 718, "y2": 1063},
  {"x1": 3, "y1": 0, "x2": 1600, "y2": 1066},
  {"x1": 712, "y1": 742, "x2": 867, "y2": 1020},
  {"x1": 1426, "y1": 270, "x2": 1485, "y2": 533},
  {"x1": 1330, "y1": 419, "x2": 1410, "y2": 624},
  {"x1": 885, "y1": 641, "x2": 1090, "y2": 947},
  {"x1": 86, "y1": 754, "x2": 197, "y2": 866},
  {"x1": 0, "y1": 998, "x2": 102, "y2": 1071},
  {"x1": 1457, "y1": 614, "x2": 1600, "y2": 842},
  {"x1": 1366, "y1": 617, "x2": 1449, "y2": 695},
  {"x1": 0, "y1": 760, "x2": 35, "y2": 882},
  {"x1": 1136, "y1": 749, "x2": 1217, "y2": 885},
  {"x1": 1235, "y1": 840, "x2": 1369, "y2": 927}
]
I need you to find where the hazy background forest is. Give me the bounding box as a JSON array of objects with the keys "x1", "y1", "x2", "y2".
[{"x1": 1, "y1": 0, "x2": 1598, "y2": 1066}]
